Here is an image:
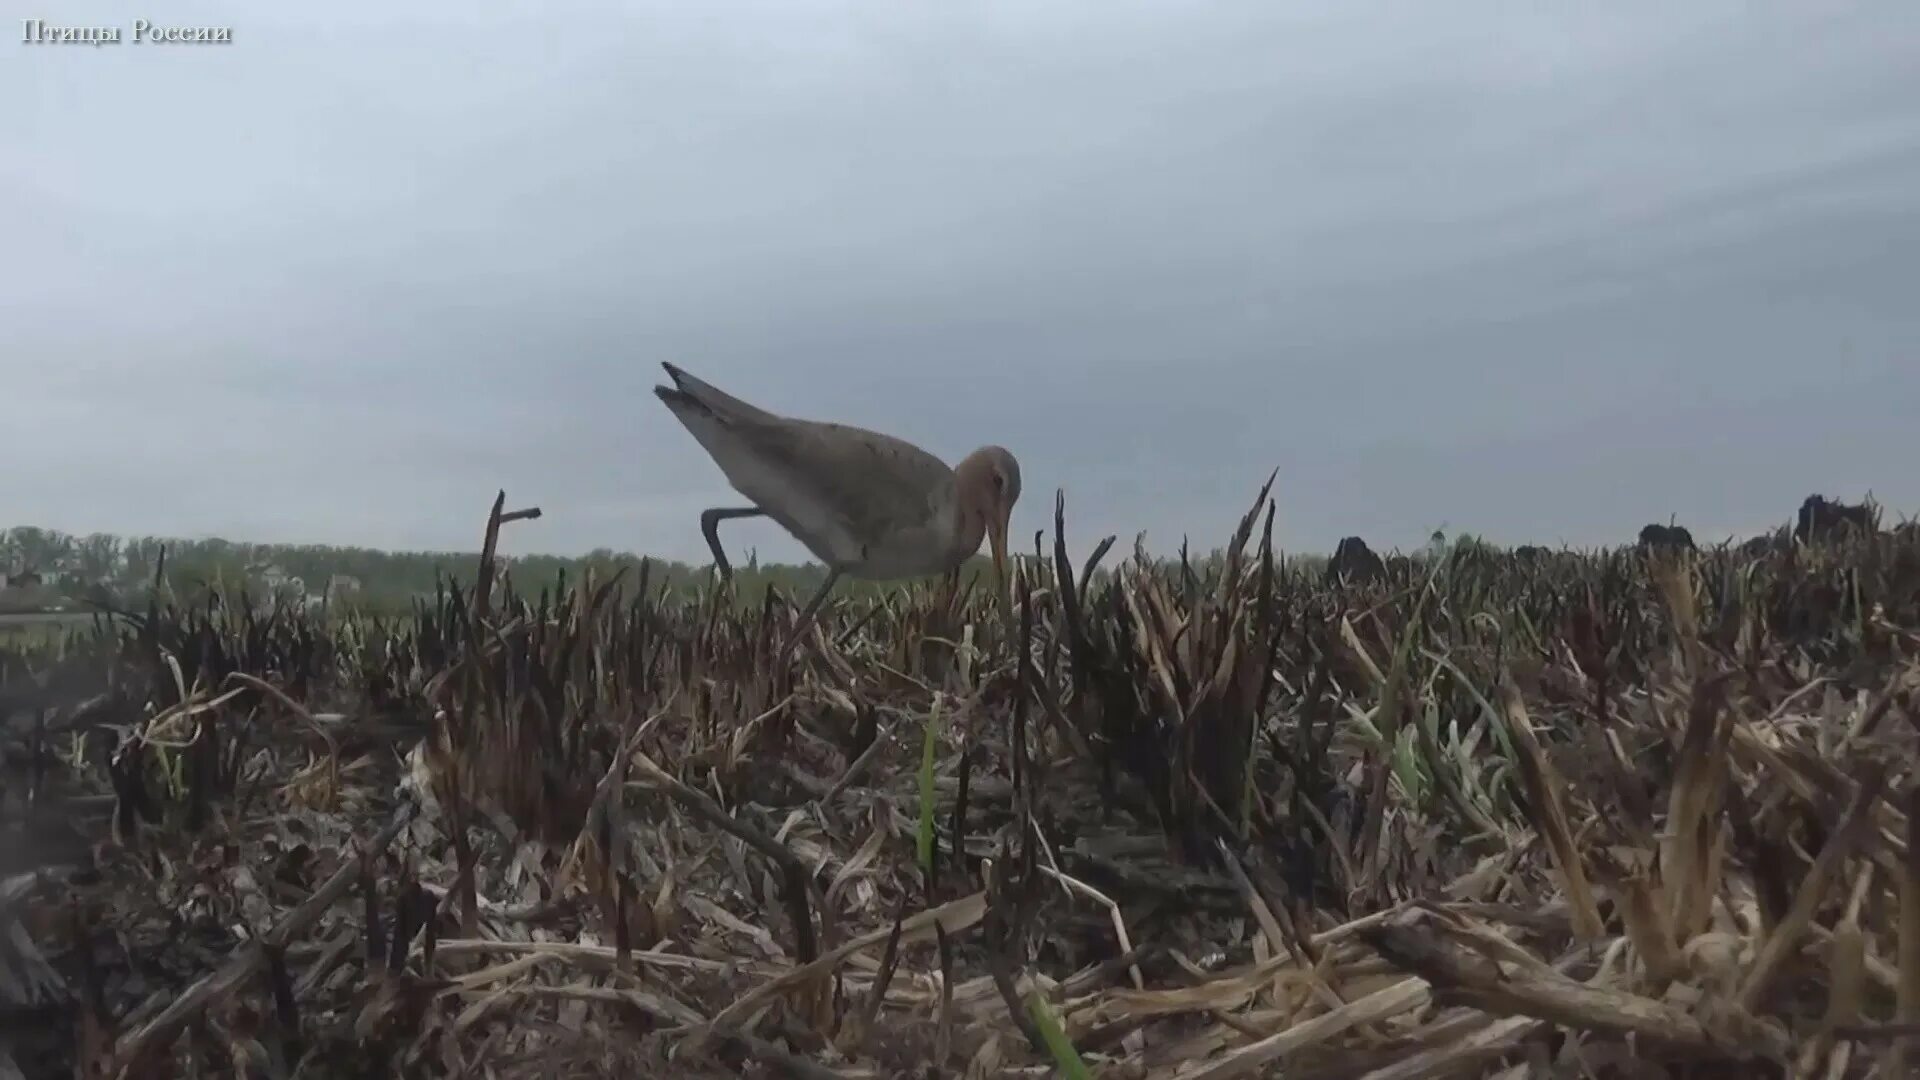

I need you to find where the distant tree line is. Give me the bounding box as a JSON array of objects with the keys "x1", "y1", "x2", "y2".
[
  {"x1": 0, "y1": 525, "x2": 1002, "y2": 615},
  {"x1": 8, "y1": 492, "x2": 1887, "y2": 615}
]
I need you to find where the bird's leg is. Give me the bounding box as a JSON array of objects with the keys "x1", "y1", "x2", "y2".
[
  {"x1": 774, "y1": 568, "x2": 841, "y2": 662},
  {"x1": 699, "y1": 507, "x2": 763, "y2": 582}
]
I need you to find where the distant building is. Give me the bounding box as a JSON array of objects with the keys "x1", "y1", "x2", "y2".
[
  {"x1": 326, "y1": 574, "x2": 362, "y2": 604},
  {"x1": 246, "y1": 563, "x2": 307, "y2": 607}
]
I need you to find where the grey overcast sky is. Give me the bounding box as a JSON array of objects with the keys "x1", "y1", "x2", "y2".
[{"x1": 5, "y1": 2, "x2": 1918, "y2": 564}]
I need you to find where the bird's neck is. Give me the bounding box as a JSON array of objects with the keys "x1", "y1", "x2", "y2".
[
  {"x1": 950, "y1": 501, "x2": 988, "y2": 563},
  {"x1": 941, "y1": 476, "x2": 990, "y2": 565}
]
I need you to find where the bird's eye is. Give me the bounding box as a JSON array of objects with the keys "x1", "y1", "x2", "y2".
[{"x1": 992, "y1": 472, "x2": 1005, "y2": 491}]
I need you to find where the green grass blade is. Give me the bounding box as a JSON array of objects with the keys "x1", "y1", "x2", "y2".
[
  {"x1": 1025, "y1": 991, "x2": 1092, "y2": 1079},
  {"x1": 916, "y1": 696, "x2": 942, "y2": 873}
]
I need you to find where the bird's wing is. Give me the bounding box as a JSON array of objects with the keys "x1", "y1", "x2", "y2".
[
  {"x1": 654, "y1": 361, "x2": 955, "y2": 547},
  {"x1": 741, "y1": 418, "x2": 955, "y2": 542}
]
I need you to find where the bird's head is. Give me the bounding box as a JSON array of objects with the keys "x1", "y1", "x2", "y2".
[{"x1": 956, "y1": 445, "x2": 1022, "y2": 582}]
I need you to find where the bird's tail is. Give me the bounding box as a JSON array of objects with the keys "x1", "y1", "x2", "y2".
[
  {"x1": 656, "y1": 362, "x2": 779, "y2": 426},
  {"x1": 652, "y1": 383, "x2": 704, "y2": 418}
]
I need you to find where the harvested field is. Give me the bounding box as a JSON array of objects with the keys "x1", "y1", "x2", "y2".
[{"x1": 5, "y1": 485, "x2": 1920, "y2": 1078}]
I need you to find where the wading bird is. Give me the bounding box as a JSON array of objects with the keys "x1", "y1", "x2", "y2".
[{"x1": 654, "y1": 362, "x2": 1022, "y2": 657}]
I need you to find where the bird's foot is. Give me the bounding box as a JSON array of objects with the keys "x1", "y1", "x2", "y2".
[{"x1": 700, "y1": 506, "x2": 760, "y2": 586}]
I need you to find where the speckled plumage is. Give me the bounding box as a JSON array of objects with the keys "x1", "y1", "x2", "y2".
[{"x1": 654, "y1": 361, "x2": 1021, "y2": 658}]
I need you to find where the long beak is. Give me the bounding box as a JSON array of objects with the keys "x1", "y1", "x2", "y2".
[{"x1": 988, "y1": 505, "x2": 1010, "y2": 585}]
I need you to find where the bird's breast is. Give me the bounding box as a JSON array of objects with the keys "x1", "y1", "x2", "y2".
[{"x1": 844, "y1": 498, "x2": 967, "y2": 579}]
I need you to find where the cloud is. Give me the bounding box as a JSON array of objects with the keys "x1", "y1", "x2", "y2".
[{"x1": 5, "y1": 1, "x2": 1917, "y2": 562}]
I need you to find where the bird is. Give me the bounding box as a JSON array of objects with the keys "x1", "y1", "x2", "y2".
[{"x1": 653, "y1": 361, "x2": 1022, "y2": 657}]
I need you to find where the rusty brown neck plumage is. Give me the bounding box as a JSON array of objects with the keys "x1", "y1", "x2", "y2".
[{"x1": 948, "y1": 450, "x2": 1000, "y2": 564}]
